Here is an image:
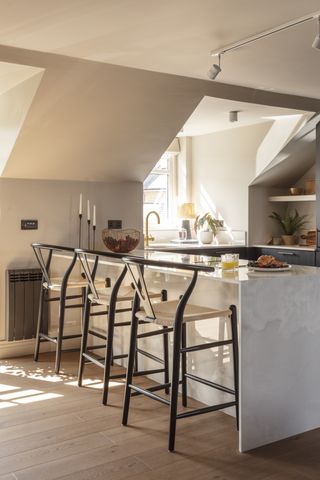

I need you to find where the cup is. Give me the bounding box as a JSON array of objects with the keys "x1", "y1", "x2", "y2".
[
  {"x1": 221, "y1": 253, "x2": 239, "y2": 270},
  {"x1": 178, "y1": 228, "x2": 187, "y2": 240}
]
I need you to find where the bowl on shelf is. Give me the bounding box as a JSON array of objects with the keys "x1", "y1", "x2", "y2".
[
  {"x1": 289, "y1": 187, "x2": 304, "y2": 195},
  {"x1": 102, "y1": 228, "x2": 140, "y2": 253}
]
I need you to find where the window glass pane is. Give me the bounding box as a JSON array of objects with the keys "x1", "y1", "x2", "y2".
[{"x1": 143, "y1": 154, "x2": 171, "y2": 222}]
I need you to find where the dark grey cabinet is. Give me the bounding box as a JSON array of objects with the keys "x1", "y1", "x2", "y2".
[{"x1": 258, "y1": 248, "x2": 315, "y2": 266}]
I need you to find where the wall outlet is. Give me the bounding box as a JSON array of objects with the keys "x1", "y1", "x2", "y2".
[
  {"x1": 108, "y1": 219, "x2": 122, "y2": 229},
  {"x1": 21, "y1": 219, "x2": 38, "y2": 230}
]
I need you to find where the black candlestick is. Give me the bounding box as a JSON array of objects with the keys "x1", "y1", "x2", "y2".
[
  {"x1": 78, "y1": 214, "x2": 83, "y2": 248},
  {"x1": 87, "y1": 219, "x2": 91, "y2": 249},
  {"x1": 93, "y1": 225, "x2": 96, "y2": 250}
]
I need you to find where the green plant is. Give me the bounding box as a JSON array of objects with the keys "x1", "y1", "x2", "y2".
[
  {"x1": 269, "y1": 210, "x2": 308, "y2": 235},
  {"x1": 194, "y1": 212, "x2": 220, "y2": 236}
]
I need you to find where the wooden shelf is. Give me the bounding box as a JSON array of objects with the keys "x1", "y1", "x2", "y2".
[{"x1": 268, "y1": 194, "x2": 316, "y2": 202}]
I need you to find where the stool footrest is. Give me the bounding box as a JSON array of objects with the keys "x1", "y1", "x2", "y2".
[
  {"x1": 40, "y1": 333, "x2": 82, "y2": 343},
  {"x1": 137, "y1": 328, "x2": 173, "y2": 339},
  {"x1": 65, "y1": 303, "x2": 84, "y2": 309},
  {"x1": 114, "y1": 321, "x2": 131, "y2": 327},
  {"x1": 82, "y1": 352, "x2": 105, "y2": 368},
  {"x1": 136, "y1": 348, "x2": 164, "y2": 365},
  {"x1": 181, "y1": 339, "x2": 232, "y2": 353},
  {"x1": 89, "y1": 310, "x2": 108, "y2": 317},
  {"x1": 88, "y1": 329, "x2": 107, "y2": 340},
  {"x1": 112, "y1": 353, "x2": 128, "y2": 360},
  {"x1": 129, "y1": 384, "x2": 170, "y2": 406},
  {"x1": 131, "y1": 382, "x2": 171, "y2": 397},
  {"x1": 133, "y1": 368, "x2": 165, "y2": 377},
  {"x1": 185, "y1": 373, "x2": 235, "y2": 395},
  {"x1": 177, "y1": 401, "x2": 236, "y2": 419},
  {"x1": 87, "y1": 345, "x2": 106, "y2": 351}
]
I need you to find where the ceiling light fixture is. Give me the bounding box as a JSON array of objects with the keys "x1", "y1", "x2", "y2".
[
  {"x1": 312, "y1": 15, "x2": 320, "y2": 49},
  {"x1": 229, "y1": 111, "x2": 239, "y2": 122},
  {"x1": 207, "y1": 11, "x2": 320, "y2": 80},
  {"x1": 207, "y1": 54, "x2": 221, "y2": 80}
]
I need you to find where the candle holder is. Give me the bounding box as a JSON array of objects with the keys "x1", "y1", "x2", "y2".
[
  {"x1": 87, "y1": 219, "x2": 91, "y2": 249},
  {"x1": 93, "y1": 225, "x2": 96, "y2": 250},
  {"x1": 78, "y1": 214, "x2": 83, "y2": 248}
]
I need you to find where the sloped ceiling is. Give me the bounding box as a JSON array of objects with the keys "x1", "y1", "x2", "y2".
[
  {"x1": 0, "y1": 45, "x2": 320, "y2": 183},
  {"x1": 0, "y1": 1, "x2": 319, "y2": 97}
]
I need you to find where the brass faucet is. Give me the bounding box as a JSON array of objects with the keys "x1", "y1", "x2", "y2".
[{"x1": 145, "y1": 211, "x2": 160, "y2": 247}]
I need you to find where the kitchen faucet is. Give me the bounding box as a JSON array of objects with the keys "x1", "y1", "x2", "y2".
[{"x1": 145, "y1": 211, "x2": 160, "y2": 247}]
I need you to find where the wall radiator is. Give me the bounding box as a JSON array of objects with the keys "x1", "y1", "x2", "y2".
[{"x1": 6, "y1": 268, "x2": 48, "y2": 341}]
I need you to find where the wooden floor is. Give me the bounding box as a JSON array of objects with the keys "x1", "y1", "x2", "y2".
[{"x1": 0, "y1": 353, "x2": 319, "y2": 480}]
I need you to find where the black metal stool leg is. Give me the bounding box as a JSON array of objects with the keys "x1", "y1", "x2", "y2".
[
  {"x1": 122, "y1": 302, "x2": 139, "y2": 426},
  {"x1": 230, "y1": 304, "x2": 239, "y2": 431},
  {"x1": 102, "y1": 306, "x2": 116, "y2": 406},
  {"x1": 78, "y1": 290, "x2": 91, "y2": 386},
  {"x1": 55, "y1": 287, "x2": 67, "y2": 374},
  {"x1": 168, "y1": 319, "x2": 183, "y2": 452},
  {"x1": 163, "y1": 326, "x2": 170, "y2": 395},
  {"x1": 181, "y1": 323, "x2": 187, "y2": 407},
  {"x1": 34, "y1": 286, "x2": 45, "y2": 361}
]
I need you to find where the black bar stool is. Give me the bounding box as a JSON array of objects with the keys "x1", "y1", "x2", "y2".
[
  {"x1": 121, "y1": 256, "x2": 239, "y2": 452},
  {"x1": 76, "y1": 249, "x2": 170, "y2": 405},
  {"x1": 32, "y1": 243, "x2": 104, "y2": 374}
]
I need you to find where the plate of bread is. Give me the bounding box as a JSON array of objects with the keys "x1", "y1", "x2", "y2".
[{"x1": 250, "y1": 255, "x2": 292, "y2": 272}]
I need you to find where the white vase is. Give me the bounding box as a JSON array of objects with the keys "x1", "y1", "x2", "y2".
[
  {"x1": 199, "y1": 231, "x2": 213, "y2": 244},
  {"x1": 216, "y1": 227, "x2": 233, "y2": 245}
]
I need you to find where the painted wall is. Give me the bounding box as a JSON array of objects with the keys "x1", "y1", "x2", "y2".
[
  {"x1": 191, "y1": 122, "x2": 272, "y2": 232},
  {"x1": 0, "y1": 177, "x2": 142, "y2": 341}
]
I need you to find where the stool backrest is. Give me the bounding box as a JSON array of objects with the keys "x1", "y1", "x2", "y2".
[
  {"x1": 31, "y1": 243, "x2": 77, "y2": 289},
  {"x1": 123, "y1": 259, "x2": 156, "y2": 320},
  {"x1": 77, "y1": 251, "x2": 100, "y2": 300}
]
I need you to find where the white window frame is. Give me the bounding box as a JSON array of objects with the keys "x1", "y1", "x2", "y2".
[{"x1": 143, "y1": 153, "x2": 178, "y2": 228}]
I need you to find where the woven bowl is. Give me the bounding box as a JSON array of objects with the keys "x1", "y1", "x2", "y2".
[{"x1": 102, "y1": 228, "x2": 140, "y2": 253}]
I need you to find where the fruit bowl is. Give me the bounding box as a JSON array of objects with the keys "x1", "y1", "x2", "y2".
[{"x1": 102, "y1": 229, "x2": 140, "y2": 253}]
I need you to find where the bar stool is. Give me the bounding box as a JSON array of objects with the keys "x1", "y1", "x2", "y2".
[
  {"x1": 76, "y1": 249, "x2": 170, "y2": 405},
  {"x1": 122, "y1": 256, "x2": 239, "y2": 452},
  {"x1": 32, "y1": 243, "x2": 104, "y2": 374}
]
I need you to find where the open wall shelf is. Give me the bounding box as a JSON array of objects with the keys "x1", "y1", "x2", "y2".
[{"x1": 268, "y1": 194, "x2": 316, "y2": 202}]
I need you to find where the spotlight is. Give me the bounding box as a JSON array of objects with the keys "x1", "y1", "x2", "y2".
[
  {"x1": 312, "y1": 16, "x2": 320, "y2": 49},
  {"x1": 207, "y1": 54, "x2": 221, "y2": 80},
  {"x1": 229, "y1": 111, "x2": 239, "y2": 122}
]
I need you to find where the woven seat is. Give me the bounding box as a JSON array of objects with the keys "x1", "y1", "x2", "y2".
[
  {"x1": 89, "y1": 286, "x2": 162, "y2": 305},
  {"x1": 44, "y1": 277, "x2": 105, "y2": 291},
  {"x1": 136, "y1": 301, "x2": 231, "y2": 326}
]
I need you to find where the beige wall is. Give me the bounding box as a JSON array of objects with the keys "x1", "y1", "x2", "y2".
[
  {"x1": 0, "y1": 177, "x2": 142, "y2": 341},
  {"x1": 191, "y1": 122, "x2": 272, "y2": 231}
]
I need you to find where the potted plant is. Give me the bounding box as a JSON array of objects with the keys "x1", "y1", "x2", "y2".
[
  {"x1": 269, "y1": 210, "x2": 308, "y2": 245},
  {"x1": 194, "y1": 212, "x2": 220, "y2": 244}
]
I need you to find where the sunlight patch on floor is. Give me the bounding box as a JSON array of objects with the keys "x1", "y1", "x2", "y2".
[{"x1": 15, "y1": 392, "x2": 63, "y2": 404}]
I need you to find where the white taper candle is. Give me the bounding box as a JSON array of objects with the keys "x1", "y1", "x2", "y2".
[
  {"x1": 79, "y1": 193, "x2": 83, "y2": 215},
  {"x1": 87, "y1": 200, "x2": 90, "y2": 221},
  {"x1": 93, "y1": 205, "x2": 96, "y2": 227}
]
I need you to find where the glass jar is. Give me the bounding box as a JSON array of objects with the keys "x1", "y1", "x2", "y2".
[{"x1": 221, "y1": 253, "x2": 239, "y2": 270}]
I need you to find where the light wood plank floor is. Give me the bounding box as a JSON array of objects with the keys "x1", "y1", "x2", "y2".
[{"x1": 0, "y1": 352, "x2": 319, "y2": 480}]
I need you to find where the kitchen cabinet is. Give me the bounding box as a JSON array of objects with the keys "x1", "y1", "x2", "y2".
[{"x1": 258, "y1": 247, "x2": 315, "y2": 266}]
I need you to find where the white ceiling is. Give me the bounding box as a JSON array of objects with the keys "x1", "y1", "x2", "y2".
[
  {"x1": 180, "y1": 96, "x2": 311, "y2": 136},
  {"x1": 0, "y1": 1, "x2": 319, "y2": 98}
]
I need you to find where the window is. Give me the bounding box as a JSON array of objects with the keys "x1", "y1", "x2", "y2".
[{"x1": 143, "y1": 153, "x2": 176, "y2": 224}]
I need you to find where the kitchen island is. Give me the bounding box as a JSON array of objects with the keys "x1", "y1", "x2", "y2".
[
  {"x1": 52, "y1": 248, "x2": 320, "y2": 452},
  {"x1": 135, "y1": 252, "x2": 320, "y2": 452}
]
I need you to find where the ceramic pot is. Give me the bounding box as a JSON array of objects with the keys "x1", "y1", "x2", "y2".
[
  {"x1": 281, "y1": 235, "x2": 296, "y2": 246},
  {"x1": 199, "y1": 231, "x2": 213, "y2": 244}
]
